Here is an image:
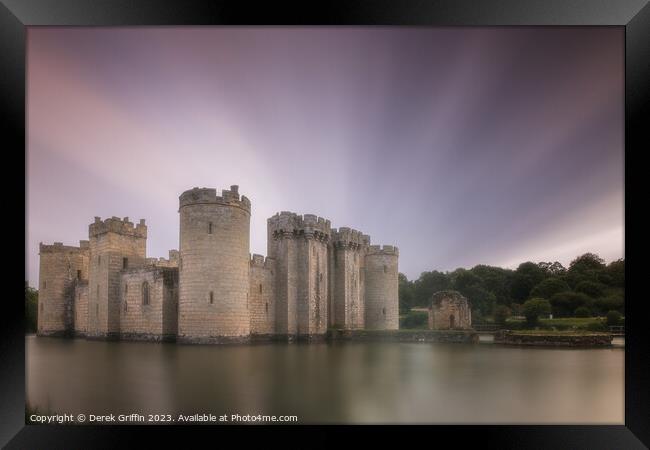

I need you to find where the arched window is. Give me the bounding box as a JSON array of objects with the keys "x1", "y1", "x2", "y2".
[
  {"x1": 142, "y1": 281, "x2": 150, "y2": 305},
  {"x1": 209, "y1": 291, "x2": 214, "y2": 304},
  {"x1": 208, "y1": 222, "x2": 213, "y2": 234}
]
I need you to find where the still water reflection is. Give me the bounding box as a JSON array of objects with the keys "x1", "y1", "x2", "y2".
[{"x1": 26, "y1": 336, "x2": 623, "y2": 424}]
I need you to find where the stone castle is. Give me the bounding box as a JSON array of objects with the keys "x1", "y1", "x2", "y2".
[{"x1": 37, "y1": 185, "x2": 399, "y2": 343}]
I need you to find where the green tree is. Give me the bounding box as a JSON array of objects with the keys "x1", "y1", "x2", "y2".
[
  {"x1": 413, "y1": 271, "x2": 451, "y2": 307},
  {"x1": 530, "y1": 277, "x2": 570, "y2": 300},
  {"x1": 606, "y1": 310, "x2": 623, "y2": 326},
  {"x1": 605, "y1": 259, "x2": 625, "y2": 287},
  {"x1": 574, "y1": 280, "x2": 606, "y2": 298},
  {"x1": 574, "y1": 306, "x2": 591, "y2": 318},
  {"x1": 470, "y1": 265, "x2": 514, "y2": 306},
  {"x1": 511, "y1": 262, "x2": 547, "y2": 302},
  {"x1": 566, "y1": 253, "x2": 606, "y2": 288},
  {"x1": 538, "y1": 261, "x2": 567, "y2": 276},
  {"x1": 523, "y1": 298, "x2": 551, "y2": 326},
  {"x1": 549, "y1": 291, "x2": 591, "y2": 317},
  {"x1": 25, "y1": 282, "x2": 38, "y2": 333},
  {"x1": 493, "y1": 304, "x2": 511, "y2": 327},
  {"x1": 398, "y1": 273, "x2": 415, "y2": 313},
  {"x1": 594, "y1": 291, "x2": 624, "y2": 314}
]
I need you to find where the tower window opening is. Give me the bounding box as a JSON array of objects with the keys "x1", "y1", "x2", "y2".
[
  {"x1": 77, "y1": 270, "x2": 82, "y2": 279},
  {"x1": 124, "y1": 284, "x2": 128, "y2": 295},
  {"x1": 259, "y1": 284, "x2": 263, "y2": 294},
  {"x1": 142, "y1": 281, "x2": 150, "y2": 305},
  {"x1": 123, "y1": 257, "x2": 129, "y2": 269},
  {"x1": 382, "y1": 308, "x2": 386, "y2": 316},
  {"x1": 208, "y1": 222, "x2": 213, "y2": 234},
  {"x1": 383, "y1": 265, "x2": 387, "y2": 273},
  {"x1": 265, "y1": 302, "x2": 268, "y2": 313},
  {"x1": 97, "y1": 284, "x2": 100, "y2": 295},
  {"x1": 124, "y1": 301, "x2": 128, "y2": 312},
  {"x1": 98, "y1": 255, "x2": 101, "y2": 265},
  {"x1": 210, "y1": 291, "x2": 214, "y2": 304}
]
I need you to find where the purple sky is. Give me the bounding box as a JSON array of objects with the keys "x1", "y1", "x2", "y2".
[{"x1": 26, "y1": 27, "x2": 624, "y2": 285}]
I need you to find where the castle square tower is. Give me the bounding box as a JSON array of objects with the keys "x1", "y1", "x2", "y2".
[
  {"x1": 87, "y1": 217, "x2": 147, "y2": 339},
  {"x1": 249, "y1": 254, "x2": 276, "y2": 336},
  {"x1": 364, "y1": 245, "x2": 399, "y2": 330},
  {"x1": 329, "y1": 228, "x2": 369, "y2": 330},
  {"x1": 267, "y1": 212, "x2": 331, "y2": 339},
  {"x1": 120, "y1": 266, "x2": 179, "y2": 341},
  {"x1": 37, "y1": 240, "x2": 90, "y2": 336},
  {"x1": 178, "y1": 186, "x2": 251, "y2": 343}
]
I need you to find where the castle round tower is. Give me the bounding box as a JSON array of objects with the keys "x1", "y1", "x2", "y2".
[
  {"x1": 364, "y1": 245, "x2": 399, "y2": 330},
  {"x1": 178, "y1": 185, "x2": 251, "y2": 343}
]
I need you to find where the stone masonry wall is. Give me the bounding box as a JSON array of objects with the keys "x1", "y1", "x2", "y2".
[
  {"x1": 38, "y1": 241, "x2": 89, "y2": 336},
  {"x1": 330, "y1": 228, "x2": 369, "y2": 330},
  {"x1": 296, "y1": 234, "x2": 329, "y2": 335},
  {"x1": 74, "y1": 280, "x2": 88, "y2": 335},
  {"x1": 249, "y1": 255, "x2": 276, "y2": 335},
  {"x1": 87, "y1": 217, "x2": 147, "y2": 339},
  {"x1": 429, "y1": 291, "x2": 472, "y2": 330},
  {"x1": 178, "y1": 186, "x2": 251, "y2": 342},
  {"x1": 364, "y1": 245, "x2": 399, "y2": 330},
  {"x1": 268, "y1": 212, "x2": 331, "y2": 337},
  {"x1": 120, "y1": 267, "x2": 178, "y2": 340}
]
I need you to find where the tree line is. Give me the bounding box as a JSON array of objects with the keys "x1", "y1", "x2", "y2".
[{"x1": 399, "y1": 253, "x2": 624, "y2": 323}]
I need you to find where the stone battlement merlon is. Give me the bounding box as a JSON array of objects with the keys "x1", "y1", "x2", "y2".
[
  {"x1": 331, "y1": 227, "x2": 370, "y2": 248},
  {"x1": 268, "y1": 211, "x2": 332, "y2": 240},
  {"x1": 89, "y1": 216, "x2": 147, "y2": 239},
  {"x1": 250, "y1": 253, "x2": 276, "y2": 269},
  {"x1": 179, "y1": 186, "x2": 251, "y2": 213},
  {"x1": 39, "y1": 241, "x2": 91, "y2": 254},
  {"x1": 367, "y1": 244, "x2": 399, "y2": 256}
]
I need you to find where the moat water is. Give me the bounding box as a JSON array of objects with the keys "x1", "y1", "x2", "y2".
[{"x1": 26, "y1": 335, "x2": 624, "y2": 424}]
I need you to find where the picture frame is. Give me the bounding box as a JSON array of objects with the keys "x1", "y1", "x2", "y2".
[{"x1": 3, "y1": 0, "x2": 647, "y2": 447}]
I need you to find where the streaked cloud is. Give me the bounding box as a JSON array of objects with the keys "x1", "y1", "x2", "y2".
[{"x1": 26, "y1": 27, "x2": 624, "y2": 283}]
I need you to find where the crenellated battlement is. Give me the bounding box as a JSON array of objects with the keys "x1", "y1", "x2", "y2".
[
  {"x1": 250, "y1": 253, "x2": 275, "y2": 270},
  {"x1": 268, "y1": 211, "x2": 331, "y2": 241},
  {"x1": 144, "y1": 249, "x2": 179, "y2": 268},
  {"x1": 367, "y1": 244, "x2": 399, "y2": 256},
  {"x1": 89, "y1": 216, "x2": 147, "y2": 238},
  {"x1": 39, "y1": 241, "x2": 91, "y2": 254},
  {"x1": 331, "y1": 227, "x2": 370, "y2": 249},
  {"x1": 179, "y1": 185, "x2": 251, "y2": 213}
]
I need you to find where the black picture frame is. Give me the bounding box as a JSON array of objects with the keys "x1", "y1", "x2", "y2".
[{"x1": 3, "y1": 0, "x2": 648, "y2": 448}]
